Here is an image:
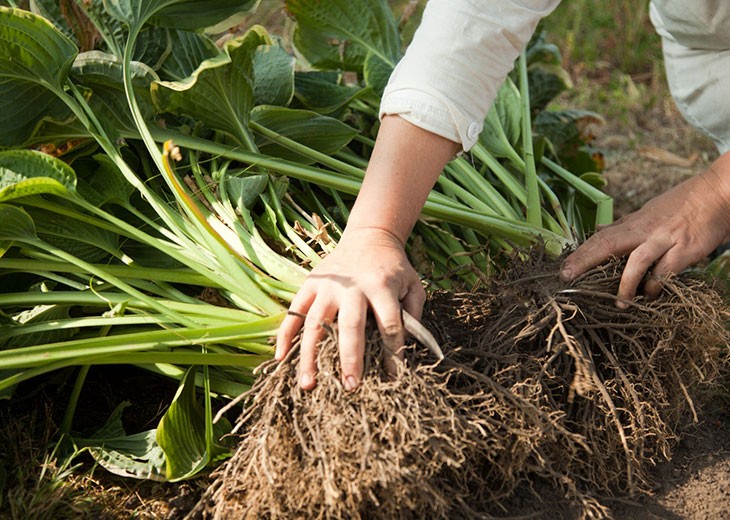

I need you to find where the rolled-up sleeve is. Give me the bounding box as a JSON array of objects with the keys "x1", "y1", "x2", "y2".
[{"x1": 380, "y1": 0, "x2": 560, "y2": 151}]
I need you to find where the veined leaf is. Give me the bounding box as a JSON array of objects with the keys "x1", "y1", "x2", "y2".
[
  {"x1": 5, "y1": 304, "x2": 78, "y2": 348},
  {"x1": 0, "y1": 205, "x2": 38, "y2": 243},
  {"x1": 102, "y1": 0, "x2": 181, "y2": 29},
  {"x1": 104, "y1": 0, "x2": 257, "y2": 32},
  {"x1": 294, "y1": 71, "x2": 363, "y2": 115},
  {"x1": 158, "y1": 30, "x2": 220, "y2": 81},
  {"x1": 251, "y1": 106, "x2": 358, "y2": 163},
  {"x1": 152, "y1": 27, "x2": 267, "y2": 147},
  {"x1": 156, "y1": 367, "x2": 232, "y2": 481},
  {"x1": 286, "y1": 0, "x2": 400, "y2": 90},
  {"x1": 480, "y1": 77, "x2": 523, "y2": 163},
  {"x1": 28, "y1": 206, "x2": 120, "y2": 262},
  {"x1": 363, "y1": 50, "x2": 393, "y2": 97},
  {"x1": 77, "y1": 154, "x2": 136, "y2": 207},
  {"x1": 134, "y1": 26, "x2": 172, "y2": 70},
  {"x1": 254, "y1": 43, "x2": 295, "y2": 107},
  {"x1": 149, "y1": 0, "x2": 258, "y2": 32},
  {"x1": 0, "y1": 150, "x2": 77, "y2": 202},
  {"x1": 75, "y1": 401, "x2": 167, "y2": 481},
  {"x1": 0, "y1": 7, "x2": 79, "y2": 147},
  {"x1": 72, "y1": 50, "x2": 157, "y2": 136},
  {"x1": 224, "y1": 172, "x2": 268, "y2": 211}
]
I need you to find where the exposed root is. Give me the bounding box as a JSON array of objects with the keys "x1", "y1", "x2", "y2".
[{"x1": 194, "y1": 253, "x2": 729, "y2": 519}]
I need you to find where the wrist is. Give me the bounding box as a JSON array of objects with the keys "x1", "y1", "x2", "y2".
[
  {"x1": 339, "y1": 224, "x2": 408, "y2": 249},
  {"x1": 704, "y1": 151, "x2": 730, "y2": 241}
]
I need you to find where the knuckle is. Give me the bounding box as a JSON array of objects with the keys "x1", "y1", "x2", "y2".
[{"x1": 381, "y1": 322, "x2": 403, "y2": 339}]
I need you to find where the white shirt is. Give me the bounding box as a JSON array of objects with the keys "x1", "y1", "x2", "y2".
[{"x1": 381, "y1": 0, "x2": 730, "y2": 153}]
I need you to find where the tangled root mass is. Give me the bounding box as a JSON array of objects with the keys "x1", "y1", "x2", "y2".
[{"x1": 194, "y1": 254, "x2": 729, "y2": 519}]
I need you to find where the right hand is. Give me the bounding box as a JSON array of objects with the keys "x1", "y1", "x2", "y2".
[{"x1": 275, "y1": 226, "x2": 426, "y2": 391}]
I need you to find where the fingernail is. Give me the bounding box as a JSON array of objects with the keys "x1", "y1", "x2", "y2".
[
  {"x1": 560, "y1": 268, "x2": 573, "y2": 281},
  {"x1": 616, "y1": 300, "x2": 629, "y2": 310},
  {"x1": 344, "y1": 375, "x2": 358, "y2": 391},
  {"x1": 300, "y1": 373, "x2": 314, "y2": 388}
]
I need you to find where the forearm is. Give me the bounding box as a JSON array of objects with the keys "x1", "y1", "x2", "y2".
[{"x1": 345, "y1": 115, "x2": 460, "y2": 245}]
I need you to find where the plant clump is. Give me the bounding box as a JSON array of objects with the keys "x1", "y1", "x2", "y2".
[{"x1": 192, "y1": 254, "x2": 729, "y2": 519}]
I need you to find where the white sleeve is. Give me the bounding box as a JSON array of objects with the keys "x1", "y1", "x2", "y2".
[{"x1": 380, "y1": 0, "x2": 561, "y2": 151}]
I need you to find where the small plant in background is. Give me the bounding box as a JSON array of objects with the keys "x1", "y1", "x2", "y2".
[{"x1": 0, "y1": 0, "x2": 608, "y2": 484}]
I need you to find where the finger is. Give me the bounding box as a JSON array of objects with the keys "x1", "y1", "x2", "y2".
[
  {"x1": 368, "y1": 293, "x2": 406, "y2": 380},
  {"x1": 644, "y1": 246, "x2": 692, "y2": 298},
  {"x1": 299, "y1": 301, "x2": 337, "y2": 390},
  {"x1": 561, "y1": 227, "x2": 638, "y2": 281},
  {"x1": 401, "y1": 281, "x2": 427, "y2": 322},
  {"x1": 275, "y1": 288, "x2": 315, "y2": 361},
  {"x1": 617, "y1": 240, "x2": 669, "y2": 307},
  {"x1": 336, "y1": 293, "x2": 368, "y2": 391}
]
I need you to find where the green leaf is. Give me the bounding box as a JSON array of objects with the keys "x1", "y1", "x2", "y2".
[
  {"x1": 4, "y1": 304, "x2": 78, "y2": 348},
  {"x1": 254, "y1": 43, "x2": 295, "y2": 107},
  {"x1": 156, "y1": 367, "x2": 231, "y2": 481},
  {"x1": 29, "y1": 0, "x2": 78, "y2": 43},
  {"x1": 158, "y1": 30, "x2": 220, "y2": 81},
  {"x1": 28, "y1": 206, "x2": 119, "y2": 262},
  {"x1": 225, "y1": 172, "x2": 268, "y2": 210},
  {"x1": 0, "y1": 205, "x2": 38, "y2": 243},
  {"x1": 104, "y1": 0, "x2": 257, "y2": 32},
  {"x1": 72, "y1": 50, "x2": 158, "y2": 137},
  {"x1": 72, "y1": 0, "x2": 127, "y2": 56},
  {"x1": 294, "y1": 71, "x2": 363, "y2": 115},
  {"x1": 102, "y1": 0, "x2": 180, "y2": 29},
  {"x1": 152, "y1": 27, "x2": 267, "y2": 146},
  {"x1": 251, "y1": 106, "x2": 358, "y2": 163},
  {"x1": 149, "y1": 0, "x2": 258, "y2": 32},
  {"x1": 78, "y1": 154, "x2": 136, "y2": 207},
  {"x1": 75, "y1": 402, "x2": 167, "y2": 481},
  {"x1": 0, "y1": 7, "x2": 80, "y2": 147},
  {"x1": 286, "y1": 0, "x2": 401, "y2": 74},
  {"x1": 480, "y1": 77, "x2": 523, "y2": 162},
  {"x1": 0, "y1": 150, "x2": 77, "y2": 202},
  {"x1": 134, "y1": 26, "x2": 172, "y2": 70},
  {"x1": 363, "y1": 50, "x2": 393, "y2": 97}
]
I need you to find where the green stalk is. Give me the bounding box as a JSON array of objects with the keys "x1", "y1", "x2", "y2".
[
  {"x1": 447, "y1": 158, "x2": 520, "y2": 218},
  {"x1": 0, "y1": 259, "x2": 220, "y2": 287},
  {"x1": 0, "y1": 315, "x2": 232, "y2": 343},
  {"x1": 518, "y1": 50, "x2": 541, "y2": 227},
  {"x1": 22, "y1": 237, "x2": 200, "y2": 327},
  {"x1": 0, "y1": 292, "x2": 259, "y2": 323},
  {"x1": 60, "y1": 365, "x2": 90, "y2": 435},
  {"x1": 542, "y1": 157, "x2": 614, "y2": 226},
  {"x1": 250, "y1": 120, "x2": 365, "y2": 178},
  {"x1": 153, "y1": 131, "x2": 567, "y2": 249},
  {"x1": 0, "y1": 312, "x2": 285, "y2": 371}
]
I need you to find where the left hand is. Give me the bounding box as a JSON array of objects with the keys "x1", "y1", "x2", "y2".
[{"x1": 561, "y1": 151, "x2": 730, "y2": 306}]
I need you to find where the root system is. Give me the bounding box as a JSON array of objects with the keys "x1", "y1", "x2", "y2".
[{"x1": 192, "y1": 254, "x2": 729, "y2": 519}]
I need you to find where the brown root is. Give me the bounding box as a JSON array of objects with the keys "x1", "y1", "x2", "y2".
[{"x1": 194, "y1": 254, "x2": 729, "y2": 519}]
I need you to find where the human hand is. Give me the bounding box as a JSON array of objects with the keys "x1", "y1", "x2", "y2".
[
  {"x1": 275, "y1": 226, "x2": 426, "y2": 391},
  {"x1": 561, "y1": 152, "x2": 730, "y2": 306}
]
